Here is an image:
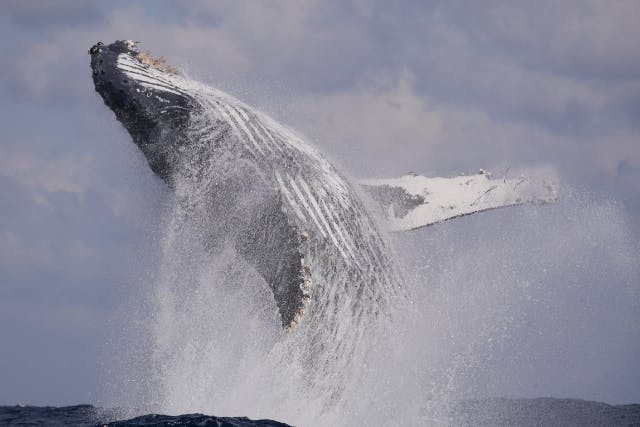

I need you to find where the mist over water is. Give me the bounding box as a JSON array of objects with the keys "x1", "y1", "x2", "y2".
[{"x1": 420, "y1": 195, "x2": 640, "y2": 411}]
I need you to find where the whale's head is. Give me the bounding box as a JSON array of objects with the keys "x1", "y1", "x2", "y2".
[{"x1": 89, "y1": 40, "x2": 195, "y2": 180}]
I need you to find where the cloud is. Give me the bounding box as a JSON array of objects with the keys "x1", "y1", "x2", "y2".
[
  {"x1": 0, "y1": 142, "x2": 94, "y2": 195},
  {"x1": 9, "y1": 0, "x2": 637, "y2": 145},
  {"x1": 281, "y1": 72, "x2": 442, "y2": 176},
  {"x1": 175, "y1": 0, "x2": 380, "y2": 91},
  {"x1": 0, "y1": 230, "x2": 52, "y2": 269},
  {"x1": 1, "y1": 0, "x2": 101, "y2": 29},
  {"x1": 4, "y1": 0, "x2": 639, "y2": 226},
  {"x1": 6, "y1": 1, "x2": 378, "y2": 101},
  {"x1": 486, "y1": 0, "x2": 640, "y2": 79},
  {"x1": 279, "y1": 69, "x2": 634, "y2": 195}
]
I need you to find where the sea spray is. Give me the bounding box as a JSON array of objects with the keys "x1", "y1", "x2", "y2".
[{"x1": 102, "y1": 156, "x2": 640, "y2": 427}]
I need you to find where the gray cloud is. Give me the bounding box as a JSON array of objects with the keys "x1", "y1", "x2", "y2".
[
  {"x1": 1, "y1": 0, "x2": 101, "y2": 29},
  {"x1": 485, "y1": 0, "x2": 640, "y2": 80}
]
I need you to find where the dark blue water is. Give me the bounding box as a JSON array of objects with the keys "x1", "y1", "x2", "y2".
[
  {"x1": 0, "y1": 405, "x2": 291, "y2": 426},
  {"x1": 2, "y1": 399, "x2": 639, "y2": 426}
]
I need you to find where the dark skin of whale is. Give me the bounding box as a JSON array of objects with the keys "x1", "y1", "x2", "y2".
[{"x1": 89, "y1": 41, "x2": 194, "y2": 182}]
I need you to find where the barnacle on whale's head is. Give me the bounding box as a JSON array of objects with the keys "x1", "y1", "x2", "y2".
[{"x1": 137, "y1": 51, "x2": 181, "y2": 76}]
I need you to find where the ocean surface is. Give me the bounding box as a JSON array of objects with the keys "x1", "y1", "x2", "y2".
[
  {"x1": 0, "y1": 404, "x2": 291, "y2": 426},
  {"x1": 1, "y1": 398, "x2": 639, "y2": 426}
]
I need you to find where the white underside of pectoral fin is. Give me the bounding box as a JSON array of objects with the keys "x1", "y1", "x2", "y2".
[{"x1": 361, "y1": 170, "x2": 558, "y2": 231}]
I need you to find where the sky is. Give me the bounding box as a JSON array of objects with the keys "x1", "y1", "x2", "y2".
[{"x1": 0, "y1": 0, "x2": 639, "y2": 408}]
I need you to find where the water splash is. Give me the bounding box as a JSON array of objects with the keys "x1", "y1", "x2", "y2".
[
  {"x1": 99, "y1": 97, "x2": 640, "y2": 426},
  {"x1": 102, "y1": 166, "x2": 639, "y2": 426}
]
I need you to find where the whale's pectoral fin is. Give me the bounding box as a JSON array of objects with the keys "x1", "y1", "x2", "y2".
[
  {"x1": 236, "y1": 194, "x2": 310, "y2": 331},
  {"x1": 360, "y1": 170, "x2": 558, "y2": 231}
]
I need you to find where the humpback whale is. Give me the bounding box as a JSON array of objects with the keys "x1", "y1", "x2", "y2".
[{"x1": 89, "y1": 40, "x2": 556, "y2": 377}]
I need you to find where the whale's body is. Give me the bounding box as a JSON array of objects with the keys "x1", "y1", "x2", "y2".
[
  {"x1": 89, "y1": 41, "x2": 556, "y2": 398},
  {"x1": 90, "y1": 40, "x2": 399, "y2": 335}
]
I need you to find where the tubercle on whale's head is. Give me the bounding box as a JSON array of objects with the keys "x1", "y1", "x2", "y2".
[{"x1": 89, "y1": 40, "x2": 194, "y2": 181}]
